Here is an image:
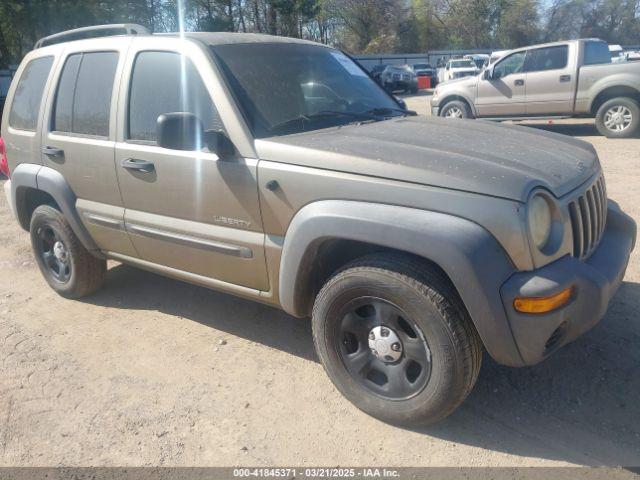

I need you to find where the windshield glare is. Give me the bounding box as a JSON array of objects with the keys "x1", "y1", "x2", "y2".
[{"x1": 212, "y1": 43, "x2": 401, "y2": 138}]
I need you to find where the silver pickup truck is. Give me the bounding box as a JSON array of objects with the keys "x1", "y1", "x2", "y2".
[{"x1": 431, "y1": 39, "x2": 640, "y2": 138}]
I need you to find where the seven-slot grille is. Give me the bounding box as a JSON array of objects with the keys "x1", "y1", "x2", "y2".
[{"x1": 568, "y1": 175, "x2": 607, "y2": 260}]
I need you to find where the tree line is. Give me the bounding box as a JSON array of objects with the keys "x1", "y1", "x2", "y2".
[{"x1": 0, "y1": 0, "x2": 638, "y2": 67}]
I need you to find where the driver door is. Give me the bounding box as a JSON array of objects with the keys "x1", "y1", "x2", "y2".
[
  {"x1": 476, "y1": 51, "x2": 527, "y2": 117},
  {"x1": 114, "y1": 38, "x2": 269, "y2": 291}
]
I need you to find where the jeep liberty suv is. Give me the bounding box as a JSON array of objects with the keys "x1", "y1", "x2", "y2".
[{"x1": 2, "y1": 24, "x2": 636, "y2": 425}]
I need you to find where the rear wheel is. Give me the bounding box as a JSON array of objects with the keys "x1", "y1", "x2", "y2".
[
  {"x1": 30, "y1": 205, "x2": 106, "y2": 298},
  {"x1": 440, "y1": 100, "x2": 471, "y2": 119},
  {"x1": 312, "y1": 254, "x2": 483, "y2": 426},
  {"x1": 595, "y1": 97, "x2": 640, "y2": 138}
]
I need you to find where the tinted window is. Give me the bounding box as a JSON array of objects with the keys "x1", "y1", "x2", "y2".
[
  {"x1": 128, "y1": 51, "x2": 223, "y2": 142},
  {"x1": 584, "y1": 41, "x2": 612, "y2": 65},
  {"x1": 493, "y1": 52, "x2": 526, "y2": 79},
  {"x1": 525, "y1": 46, "x2": 568, "y2": 72},
  {"x1": 9, "y1": 56, "x2": 54, "y2": 131},
  {"x1": 53, "y1": 52, "x2": 118, "y2": 137}
]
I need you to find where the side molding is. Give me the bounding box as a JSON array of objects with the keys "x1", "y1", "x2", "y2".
[
  {"x1": 279, "y1": 200, "x2": 525, "y2": 366},
  {"x1": 11, "y1": 163, "x2": 100, "y2": 252}
]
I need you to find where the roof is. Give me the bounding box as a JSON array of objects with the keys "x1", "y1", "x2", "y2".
[
  {"x1": 34, "y1": 24, "x2": 329, "y2": 50},
  {"x1": 164, "y1": 31, "x2": 326, "y2": 48}
]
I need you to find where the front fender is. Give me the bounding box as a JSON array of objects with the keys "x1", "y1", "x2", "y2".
[
  {"x1": 279, "y1": 200, "x2": 525, "y2": 367},
  {"x1": 11, "y1": 163, "x2": 99, "y2": 252}
]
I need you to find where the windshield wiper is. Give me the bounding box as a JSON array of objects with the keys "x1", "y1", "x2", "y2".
[
  {"x1": 362, "y1": 106, "x2": 417, "y2": 117},
  {"x1": 268, "y1": 110, "x2": 378, "y2": 134}
]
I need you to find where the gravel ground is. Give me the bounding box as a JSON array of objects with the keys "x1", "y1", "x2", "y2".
[{"x1": 1, "y1": 92, "x2": 639, "y2": 467}]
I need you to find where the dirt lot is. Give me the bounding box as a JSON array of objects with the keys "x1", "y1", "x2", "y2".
[{"x1": 1, "y1": 92, "x2": 639, "y2": 467}]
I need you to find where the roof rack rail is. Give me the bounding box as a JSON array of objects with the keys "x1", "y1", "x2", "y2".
[{"x1": 35, "y1": 23, "x2": 150, "y2": 49}]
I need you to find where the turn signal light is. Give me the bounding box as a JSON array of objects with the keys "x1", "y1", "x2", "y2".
[{"x1": 514, "y1": 287, "x2": 573, "y2": 314}]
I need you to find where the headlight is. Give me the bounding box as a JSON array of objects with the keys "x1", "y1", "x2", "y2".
[{"x1": 528, "y1": 194, "x2": 552, "y2": 250}]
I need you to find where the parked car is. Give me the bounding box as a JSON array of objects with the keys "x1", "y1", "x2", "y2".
[
  {"x1": 439, "y1": 58, "x2": 478, "y2": 82},
  {"x1": 412, "y1": 63, "x2": 438, "y2": 86},
  {"x1": 2, "y1": 25, "x2": 636, "y2": 426},
  {"x1": 464, "y1": 54, "x2": 490, "y2": 70},
  {"x1": 369, "y1": 64, "x2": 389, "y2": 84},
  {"x1": 489, "y1": 49, "x2": 510, "y2": 64},
  {"x1": 380, "y1": 65, "x2": 418, "y2": 93},
  {"x1": 609, "y1": 44, "x2": 625, "y2": 63},
  {"x1": 627, "y1": 51, "x2": 640, "y2": 62},
  {"x1": 431, "y1": 38, "x2": 640, "y2": 138}
]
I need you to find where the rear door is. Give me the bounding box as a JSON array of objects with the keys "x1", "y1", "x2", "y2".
[
  {"x1": 114, "y1": 38, "x2": 268, "y2": 291},
  {"x1": 40, "y1": 38, "x2": 136, "y2": 256},
  {"x1": 524, "y1": 44, "x2": 575, "y2": 115},
  {"x1": 475, "y1": 50, "x2": 527, "y2": 117}
]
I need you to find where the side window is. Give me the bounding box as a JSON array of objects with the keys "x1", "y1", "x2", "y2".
[
  {"x1": 128, "y1": 51, "x2": 223, "y2": 142},
  {"x1": 53, "y1": 51, "x2": 119, "y2": 137},
  {"x1": 525, "y1": 46, "x2": 568, "y2": 73},
  {"x1": 9, "y1": 56, "x2": 54, "y2": 131},
  {"x1": 584, "y1": 41, "x2": 611, "y2": 65},
  {"x1": 493, "y1": 52, "x2": 526, "y2": 79}
]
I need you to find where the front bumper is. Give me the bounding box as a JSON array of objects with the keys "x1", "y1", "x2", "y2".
[
  {"x1": 385, "y1": 81, "x2": 416, "y2": 91},
  {"x1": 500, "y1": 204, "x2": 636, "y2": 365}
]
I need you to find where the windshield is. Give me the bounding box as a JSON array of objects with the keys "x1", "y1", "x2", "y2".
[
  {"x1": 211, "y1": 43, "x2": 401, "y2": 138},
  {"x1": 450, "y1": 60, "x2": 475, "y2": 68},
  {"x1": 413, "y1": 64, "x2": 432, "y2": 70}
]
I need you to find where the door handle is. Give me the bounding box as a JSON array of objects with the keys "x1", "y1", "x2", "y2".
[
  {"x1": 42, "y1": 146, "x2": 64, "y2": 157},
  {"x1": 121, "y1": 158, "x2": 155, "y2": 173},
  {"x1": 560, "y1": 75, "x2": 571, "y2": 83},
  {"x1": 514, "y1": 79, "x2": 525, "y2": 86}
]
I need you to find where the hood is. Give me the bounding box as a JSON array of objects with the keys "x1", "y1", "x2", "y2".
[
  {"x1": 255, "y1": 116, "x2": 600, "y2": 202},
  {"x1": 438, "y1": 75, "x2": 477, "y2": 87}
]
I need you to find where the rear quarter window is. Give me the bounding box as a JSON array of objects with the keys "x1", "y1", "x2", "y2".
[
  {"x1": 584, "y1": 41, "x2": 612, "y2": 65},
  {"x1": 9, "y1": 56, "x2": 54, "y2": 131}
]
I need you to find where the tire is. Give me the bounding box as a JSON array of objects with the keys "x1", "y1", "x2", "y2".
[
  {"x1": 30, "y1": 205, "x2": 106, "y2": 298},
  {"x1": 440, "y1": 100, "x2": 472, "y2": 119},
  {"x1": 595, "y1": 97, "x2": 640, "y2": 138},
  {"x1": 312, "y1": 253, "x2": 483, "y2": 426}
]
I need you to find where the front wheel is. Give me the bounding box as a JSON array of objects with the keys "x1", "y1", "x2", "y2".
[
  {"x1": 440, "y1": 100, "x2": 472, "y2": 119},
  {"x1": 312, "y1": 254, "x2": 483, "y2": 426},
  {"x1": 595, "y1": 97, "x2": 640, "y2": 138}
]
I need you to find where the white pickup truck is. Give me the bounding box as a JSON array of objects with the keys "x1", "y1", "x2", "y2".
[{"x1": 431, "y1": 39, "x2": 640, "y2": 138}]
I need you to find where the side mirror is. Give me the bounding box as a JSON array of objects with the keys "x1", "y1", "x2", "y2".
[
  {"x1": 204, "y1": 130, "x2": 237, "y2": 160},
  {"x1": 157, "y1": 112, "x2": 204, "y2": 151},
  {"x1": 483, "y1": 68, "x2": 494, "y2": 80}
]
